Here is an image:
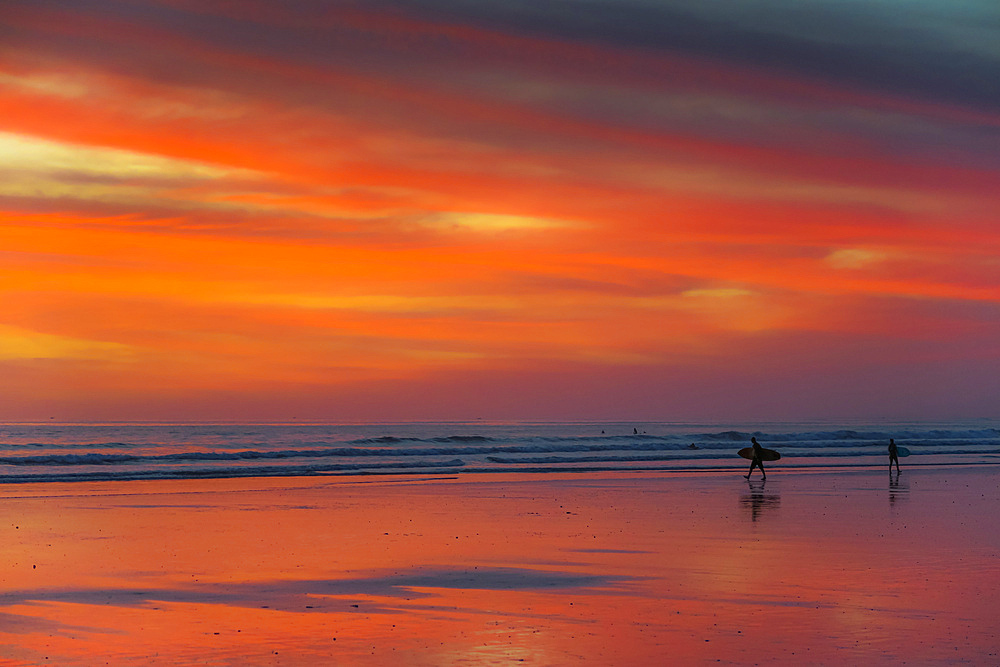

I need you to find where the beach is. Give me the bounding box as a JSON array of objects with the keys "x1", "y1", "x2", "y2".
[
  {"x1": 5, "y1": 0, "x2": 998, "y2": 663},
  {"x1": 2, "y1": 466, "x2": 998, "y2": 665}
]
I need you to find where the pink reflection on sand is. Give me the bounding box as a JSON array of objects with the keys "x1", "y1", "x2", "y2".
[{"x1": 1, "y1": 469, "x2": 999, "y2": 664}]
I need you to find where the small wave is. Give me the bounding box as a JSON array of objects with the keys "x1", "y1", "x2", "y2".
[
  {"x1": 699, "y1": 431, "x2": 752, "y2": 441},
  {"x1": 0, "y1": 458, "x2": 465, "y2": 484},
  {"x1": 487, "y1": 448, "x2": 999, "y2": 465},
  {"x1": 354, "y1": 435, "x2": 495, "y2": 445},
  {"x1": 431, "y1": 435, "x2": 493, "y2": 443},
  {"x1": 9, "y1": 442, "x2": 147, "y2": 450},
  {"x1": 487, "y1": 454, "x2": 724, "y2": 464},
  {"x1": 747, "y1": 429, "x2": 1000, "y2": 443},
  {"x1": 0, "y1": 453, "x2": 142, "y2": 465}
]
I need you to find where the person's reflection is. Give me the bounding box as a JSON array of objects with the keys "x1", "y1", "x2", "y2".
[
  {"x1": 740, "y1": 479, "x2": 780, "y2": 522},
  {"x1": 889, "y1": 470, "x2": 908, "y2": 506}
]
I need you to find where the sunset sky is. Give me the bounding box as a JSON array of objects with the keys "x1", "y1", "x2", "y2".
[{"x1": 1, "y1": 0, "x2": 998, "y2": 421}]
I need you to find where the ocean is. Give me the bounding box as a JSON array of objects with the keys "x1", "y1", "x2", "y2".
[{"x1": 1, "y1": 420, "x2": 998, "y2": 484}]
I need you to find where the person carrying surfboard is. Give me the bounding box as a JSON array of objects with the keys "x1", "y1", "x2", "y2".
[
  {"x1": 745, "y1": 437, "x2": 766, "y2": 480},
  {"x1": 888, "y1": 438, "x2": 901, "y2": 474}
]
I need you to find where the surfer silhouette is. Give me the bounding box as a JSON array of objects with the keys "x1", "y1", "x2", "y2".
[
  {"x1": 888, "y1": 438, "x2": 900, "y2": 474},
  {"x1": 745, "y1": 437, "x2": 766, "y2": 480}
]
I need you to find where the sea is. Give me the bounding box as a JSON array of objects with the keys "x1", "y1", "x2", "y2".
[{"x1": 1, "y1": 421, "x2": 998, "y2": 484}]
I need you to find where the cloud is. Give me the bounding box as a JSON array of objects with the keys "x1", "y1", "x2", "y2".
[
  {"x1": 379, "y1": 0, "x2": 1000, "y2": 111},
  {"x1": 0, "y1": 132, "x2": 276, "y2": 218},
  {"x1": 825, "y1": 248, "x2": 887, "y2": 270},
  {"x1": 0, "y1": 325, "x2": 135, "y2": 362},
  {"x1": 0, "y1": 131, "x2": 237, "y2": 180},
  {"x1": 426, "y1": 211, "x2": 578, "y2": 232}
]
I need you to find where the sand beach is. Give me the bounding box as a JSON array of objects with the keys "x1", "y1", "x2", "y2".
[{"x1": 2, "y1": 466, "x2": 998, "y2": 665}]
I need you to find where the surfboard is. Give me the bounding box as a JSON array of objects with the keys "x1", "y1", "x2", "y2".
[
  {"x1": 895, "y1": 446, "x2": 910, "y2": 457},
  {"x1": 738, "y1": 447, "x2": 780, "y2": 462}
]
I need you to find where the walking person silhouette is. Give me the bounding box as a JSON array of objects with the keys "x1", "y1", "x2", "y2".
[
  {"x1": 888, "y1": 438, "x2": 901, "y2": 474},
  {"x1": 745, "y1": 437, "x2": 766, "y2": 480}
]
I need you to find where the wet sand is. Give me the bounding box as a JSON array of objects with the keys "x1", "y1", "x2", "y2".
[{"x1": 2, "y1": 466, "x2": 999, "y2": 665}]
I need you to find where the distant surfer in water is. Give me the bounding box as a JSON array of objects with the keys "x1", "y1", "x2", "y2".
[
  {"x1": 888, "y1": 438, "x2": 901, "y2": 474},
  {"x1": 745, "y1": 437, "x2": 766, "y2": 480}
]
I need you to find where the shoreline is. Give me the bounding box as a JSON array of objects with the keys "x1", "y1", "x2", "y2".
[{"x1": 0, "y1": 459, "x2": 995, "y2": 488}]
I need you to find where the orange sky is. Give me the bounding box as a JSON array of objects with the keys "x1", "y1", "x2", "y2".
[{"x1": 1, "y1": 0, "x2": 998, "y2": 420}]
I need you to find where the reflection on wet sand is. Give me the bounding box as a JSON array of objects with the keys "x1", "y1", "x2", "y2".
[
  {"x1": 889, "y1": 471, "x2": 909, "y2": 506},
  {"x1": 740, "y1": 480, "x2": 781, "y2": 522}
]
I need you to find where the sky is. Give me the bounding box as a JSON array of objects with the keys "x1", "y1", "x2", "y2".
[{"x1": 1, "y1": 0, "x2": 998, "y2": 422}]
